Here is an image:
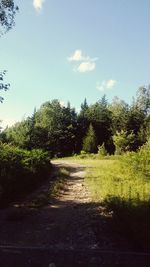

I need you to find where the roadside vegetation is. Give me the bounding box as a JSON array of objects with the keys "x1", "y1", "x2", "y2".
[
  {"x1": 66, "y1": 138, "x2": 150, "y2": 250},
  {"x1": 0, "y1": 143, "x2": 51, "y2": 205}
]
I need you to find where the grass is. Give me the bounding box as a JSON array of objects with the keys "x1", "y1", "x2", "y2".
[
  {"x1": 60, "y1": 148, "x2": 150, "y2": 250},
  {"x1": 63, "y1": 156, "x2": 150, "y2": 202}
]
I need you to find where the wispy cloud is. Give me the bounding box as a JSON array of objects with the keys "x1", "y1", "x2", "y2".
[
  {"x1": 96, "y1": 80, "x2": 117, "y2": 91},
  {"x1": 68, "y1": 49, "x2": 98, "y2": 73},
  {"x1": 33, "y1": 0, "x2": 45, "y2": 10}
]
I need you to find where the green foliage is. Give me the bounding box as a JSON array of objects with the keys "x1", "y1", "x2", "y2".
[
  {"x1": 86, "y1": 96, "x2": 113, "y2": 151},
  {"x1": 0, "y1": 0, "x2": 18, "y2": 35},
  {"x1": 0, "y1": 143, "x2": 51, "y2": 204},
  {"x1": 76, "y1": 98, "x2": 89, "y2": 152},
  {"x1": 136, "y1": 86, "x2": 150, "y2": 116},
  {"x1": 3, "y1": 100, "x2": 78, "y2": 157},
  {"x1": 1, "y1": 86, "x2": 150, "y2": 157},
  {"x1": 0, "y1": 70, "x2": 10, "y2": 103},
  {"x1": 80, "y1": 141, "x2": 150, "y2": 249},
  {"x1": 0, "y1": 1, "x2": 18, "y2": 102},
  {"x1": 113, "y1": 130, "x2": 135, "y2": 154},
  {"x1": 109, "y1": 96, "x2": 129, "y2": 132},
  {"x1": 82, "y1": 124, "x2": 97, "y2": 153},
  {"x1": 97, "y1": 143, "x2": 107, "y2": 157},
  {"x1": 123, "y1": 138, "x2": 150, "y2": 174},
  {"x1": 78, "y1": 150, "x2": 89, "y2": 159}
]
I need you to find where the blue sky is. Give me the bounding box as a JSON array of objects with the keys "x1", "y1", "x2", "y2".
[{"x1": 0, "y1": 0, "x2": 150, "y2": 128}]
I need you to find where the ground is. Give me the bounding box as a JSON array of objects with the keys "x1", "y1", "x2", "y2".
[{"x1": 0, "y1": 160, "x2": 150, "y2": 266}]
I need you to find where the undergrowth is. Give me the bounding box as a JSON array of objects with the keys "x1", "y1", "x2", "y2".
[
  {"x1": 61, "y1": 140, "x2": 150, "y2": 250},
  {"x1": 0, "y1": 143, "x2": 51, "y2": 205}
]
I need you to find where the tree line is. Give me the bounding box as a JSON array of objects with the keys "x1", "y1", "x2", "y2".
[{"x1": 1, "y1": 86, "x2": 150, "y2": 157}]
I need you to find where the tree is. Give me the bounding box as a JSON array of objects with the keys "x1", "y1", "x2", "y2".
[
  {"x1": 136, "y1": 86, "x2": 150, "y2": 116},
  {"x1": 0, "y1": 0, "x2": 18, "y2": 35},
  {"x1": 76, "y1": 98, "x2": 89, "y2": 152},
  {"x1": 113, "y1": 130, "x2": 135, "y2": 155},
  {"x1": 109, "y1": 96, "x2": 129, "y2": 133},
  {"x1": 82, "y1": 124, "x2": 97, "y2": 153},
  {"x1": 28, "y1": 99, "x2": 77, "y2": 156},
  {"x1": 87, "y1": 96, "x2": 113, "y2": 152},
  {"x1": 0, "y1": 70, "x2": 10, "y2": 102},
  {"x1": 0, "y1": 1, "x2": 18, "y2": 102}
]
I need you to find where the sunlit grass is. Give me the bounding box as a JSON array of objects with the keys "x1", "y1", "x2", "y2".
[
  {"x1": 55, "y1": 150, "x2": 150, "y2": 249},
  {"x1": 86, "y1": 159, "x2": 150, "y2": 203},
  {"x1": 60, "y1": 156, "x2": 150, "y2": 203}
]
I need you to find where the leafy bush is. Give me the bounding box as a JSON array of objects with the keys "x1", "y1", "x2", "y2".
[
  {"x1": 0, "y1": 143, "x2": 51, "y2": 204},
  {"x1": 123, "y1": 138, "x2": 150, "y2": 174},
  {"x1": 79, "y1": 150, "x2": 88, "y2": 159},
  {"x1": 113, "y1": 130, "x2": 135, "y2": 154},
  {"x1": 97, "y1": 143, "x2": 107, "y2": 157},
  {"x1": 84, "y1": 141, "x2": 150, "y2": 249}
]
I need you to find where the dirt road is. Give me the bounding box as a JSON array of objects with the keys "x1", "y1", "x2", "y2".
[{"x1": 0, "y1": 160, "x2": 150, "y2": 266}]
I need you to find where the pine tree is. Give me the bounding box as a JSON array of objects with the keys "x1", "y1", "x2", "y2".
[{"x1": 82, "y1": 124, "x2": 97, "y2": 153}]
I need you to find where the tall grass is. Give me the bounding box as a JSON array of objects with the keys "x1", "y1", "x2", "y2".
[
  {"x1": 65, "y1": 140, "x2": 150, "y2": 249},
  {"x1": 87, "y1": 140, "x2": 150, "y2": 250}
]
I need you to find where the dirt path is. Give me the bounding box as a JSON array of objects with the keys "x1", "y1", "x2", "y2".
[{"x1": 0, "y1": 160, "x2": 150, "y2": 266}]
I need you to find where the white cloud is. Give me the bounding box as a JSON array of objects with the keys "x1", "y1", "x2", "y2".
[
  {"x1": 96, "y1": 80, "x2": 117, "y2": 91},
  {"x1": 106, "y1": 79, "x2": 117, "y2": 89},
  {"x1": 77, "y1": 61, "x2": 96, "y2": 73},
  {"x1": 68, "y1": 49, "x2": 97, "y2": 73},
  {"x1": 33, "y1": 0, "x2": 45, "y2": 10},
  {"x1": 68, "y1": 50, "x2": 84, "y2": 61},
  {"x1": 68, "y1": 49, "x2": 98, "y2": 62}
]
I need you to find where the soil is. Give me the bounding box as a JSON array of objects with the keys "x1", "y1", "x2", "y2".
[{"x1": 0, "y1": 160, "x2": 150, "y2": 266}]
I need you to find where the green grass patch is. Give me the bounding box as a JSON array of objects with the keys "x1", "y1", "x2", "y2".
[{"x1": 61, "y1": 142, "x2": 150, "y2": 250}]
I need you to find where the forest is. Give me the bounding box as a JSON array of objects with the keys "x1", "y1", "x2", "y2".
[{"x1": 1, "y1": 86, "x2": 150, "y2": 157}]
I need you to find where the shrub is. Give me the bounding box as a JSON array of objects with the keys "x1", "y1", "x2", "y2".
[
  {"x1": 123, "y1": 138, "x2": 150, "y2": 174},
  {"x1": 97, "y1": 143, "x2": 107, "y2": 157},
  {"x1": 113, "y1": 130, "x2": 135, "y2": 154},
  {"x1": 0, "y1": 143, "x2": 51, "y2": 204},
  {"x1": 79, "y1": 150, "x2": 88, "y2": 159}
]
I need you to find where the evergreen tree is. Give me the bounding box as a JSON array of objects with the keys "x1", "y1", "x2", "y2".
[
  {"x1": 77, "y1": 98, "x2": 89, "y2": 152},
  {"x1": 82, "y1": 124, "x2": 97, "y2": 153},
  {"x1": 87, "y1": 96, "x2": 113, "y2": 153}
]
